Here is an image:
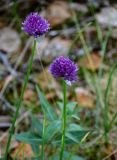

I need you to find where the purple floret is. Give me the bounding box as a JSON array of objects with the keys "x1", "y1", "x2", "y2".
[
  {"x1": 22, "y1": 12, "x2": 50, "y2": 37},
  {"x1": 49, "y1": 56, "x2": 78, "y2": 84}
]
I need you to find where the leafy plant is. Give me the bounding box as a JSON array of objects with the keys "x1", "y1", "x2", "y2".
[{"x1": 15, "y1": 86, "x2": 89, "y2": 159}]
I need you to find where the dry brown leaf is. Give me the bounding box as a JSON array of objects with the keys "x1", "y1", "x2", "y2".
[
  {"x1": 45, "y1": 1, "x2": 71, "y2": 26},
  {"x1": 23, "y1": 88, "x2": 37, "y2": 105},
  {"x1": 11, "y1": 143, "x2": 34, "y2": 159},
  {"x1": 46, "y1": 91, "x2": 57, "y2": 101},
  {"x1": 75, "y1": 87, "x2": 95, "y2": 109},
  {"x1": 79, "y1": 53, "x2": 101, "y2": 71}
]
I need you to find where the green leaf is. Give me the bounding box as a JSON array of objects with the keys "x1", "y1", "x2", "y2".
[
  {"x1": 52, "y1": 130, "x2": 89, "y2": 145},
  {"x1": 69, "y1": 155, "x2": 85, "y2": 160},
  {"x1": 57, "y1": 101, "x2": 77, "y2": 114},
  {"x1": 66, "y1": 130, "x2": 89, "y2": 144},
  {"x1": 67, "y1": 102, "x2": 77, "y2": 111},
  {"x1": 31, "y1": 157, "x2": 41, "y2": 160},
  {"x1": 49, "y1": 151, "x2": 85, "y2": 160},
  {"x1": 71, "y1": 115, "x2": 80, "y2": 121},
  {"x1": 57, "y1": 102, "x2": 62, "y2": 110},
  {"x1": 31, "y1": 115, "x2": 43, "y2": 136},
  {"x1": 67, "y1": 123, "x2": 82, "y2": 132},
  {"x1": 66, "y1": 132, "x2": 79, "y2": 143},
  {"x1": 44, "y1": 120, "x2": 61, "y2": 142},
  {"x1": 31, "y1": 143, "x2": 39, "y2": 155},
  {"x1": 15, "y1": 132, "x2": 42, "y2": 145},
  {"x1": 36, "y1": 85, "x2": 57, "y2": 121},
  {"x1": 63, "y1": 151, "x2": 85, "y2": 160}
]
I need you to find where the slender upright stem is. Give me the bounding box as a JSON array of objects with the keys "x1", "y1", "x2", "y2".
[
  {"x1": 60, "y1": 80, "x2": 67, "y2": 160},
  {"x1": 104, "y1": 62, "x2": 117, "y2": 144},
  {"x1": 41, "y1": 113, "x2": 46, "y2": 160},
  {"x1": 4, "y1": 40, "x2": 36, "y2": 160}
]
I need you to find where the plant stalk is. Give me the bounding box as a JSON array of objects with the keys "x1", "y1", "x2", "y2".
[
  {"x1": 4, "y1": 40, "x2": 36, "y2": 160},
  {"x1": 60, "y1": 80, "x2": 67, "y2": 160},
  {"x1": 104, "y1": 62, "x2": 117, "y2": 144},
  {"x1": 41, "y1": 113, "x2": 46, "y2": 160}
]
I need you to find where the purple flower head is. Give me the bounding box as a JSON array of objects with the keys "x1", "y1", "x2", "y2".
[
  {"x1": 49, "y1": 56, "x2": 78, "y2": 84},
  {"x1": 22, "y1": 12, "x2": 50, "y2": 38}
]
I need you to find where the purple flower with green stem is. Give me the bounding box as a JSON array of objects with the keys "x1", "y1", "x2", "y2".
[
  {"x1": 49, "y1": 56, "x2": 78, "y2": 160},
  {"x1": 49, "y1": 56, "x2": 78, "y2": 85},
  {"x1": 4, "y1": 12, "x2": 50, "y2": 160},
  {"x1": 22, "y1": 12, "x2": 50, "y2": 38}
]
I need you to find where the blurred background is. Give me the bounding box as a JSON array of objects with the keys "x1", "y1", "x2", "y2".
[{"x1": 0, "y1": 0, "x2": 117, "y2": 159}]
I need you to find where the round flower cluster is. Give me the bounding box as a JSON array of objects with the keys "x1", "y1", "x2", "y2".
[
  {"x1": 49, "y1": 56, "x2": 78, "y2": 84},
  {"x1": 22, "y1": 12, "x2": 50, "y2": 38}
]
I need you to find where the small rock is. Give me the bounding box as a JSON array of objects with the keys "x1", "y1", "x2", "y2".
[
  {"x1": 0, "y1": 27, "x2": 21, "y2": 53},
  {"x1": 70, "y1": 3, "x2": 88, "y2": 13},
  {"x1": 44, "y1": 1, "x2": 71, "y2": 27},
  {"x1": 96, "y1": 7, "x2": 117, "y2": 27},
  {"x1": 37, "y1": 37, "x2": 71, "y2": 63}
]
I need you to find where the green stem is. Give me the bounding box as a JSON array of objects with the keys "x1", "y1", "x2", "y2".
[
  {"x1": 41, "y1": 113, "x2": 46, "y2": 160},
  {"x1": 104, "y1": 62, "x2": 117, "y2": 144},
  {"x1": 60, "y1": 80, "x2": 67, "y2": 160},
  {"x1": 108, "y1": 112, "x2": 117, "y2": 131},
  {"x1": 4, "y1": 40, "x2": 36, "y2": 160}
]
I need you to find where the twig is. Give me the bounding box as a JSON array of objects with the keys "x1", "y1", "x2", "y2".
[
  {"x1": 0, "y1": 110, "x2": 30, "y2": 143},
  {"x1": 0, "y1": 93, "x2": 15, "y2": 112},
  {"x1": 102, "y1": 149, "x2": 117, "y2": 160},
  {"x1": 0, "y1": 37, "x2": 32, "y2": 97},
  {"x1": 0, "y1": 75, "x2": 15, "y2": 95},
  {"x1": 14, "y1": 37, "x2": 33, "y2": 70},
  {"x1": 0, "y1": 51, "x2": 17, "y2": 76}
]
